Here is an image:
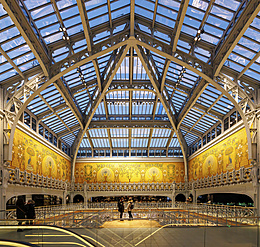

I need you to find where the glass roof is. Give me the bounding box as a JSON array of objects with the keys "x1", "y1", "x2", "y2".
[{"x1": 1, "y1": 0, "x2": 260, "y2": 158}]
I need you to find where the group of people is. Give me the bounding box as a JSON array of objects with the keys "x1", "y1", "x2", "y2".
[
  {"x1": 118, "y1": 197, "x2": 134, "y2": 221},
  {"x1": 16, "y1": 198, "x2": 36, "y2": 231}
]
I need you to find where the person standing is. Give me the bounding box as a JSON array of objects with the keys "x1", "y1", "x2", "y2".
[
  {"x1": 126, "y1": 197, "x2": 133, "y2": 220},
  {"x1": 26, "y1": 200, "x2": 36, "y2": 225},
  {"x1": 118, "y1": 197, "x2": 124, "y2": 221},
  {"x1": 16, "y1": 198, "x2": 26, "y2": 232}
]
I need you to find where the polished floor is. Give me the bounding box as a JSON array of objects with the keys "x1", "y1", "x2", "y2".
[{"x1": 0, "y1": 220, "x2": 259, "y2": 247}]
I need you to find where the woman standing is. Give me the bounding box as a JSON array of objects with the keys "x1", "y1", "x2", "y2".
[{"x1": 126, "y1": 197, "x2": 133, "y2": 220}]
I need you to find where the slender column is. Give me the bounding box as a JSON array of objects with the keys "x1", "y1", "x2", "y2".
[
  {"x1": 191, "y1": 182, "x2": 196, "y2": 205},
  {"x1": 252, "y1": 162, "x2": 259, "y2": 216},
  {"x1": 84, "y1": 182, "x2": 88, "y2": 208},
  {"x1": 0, "y1": 87, "x2": 7, "y2": 218},
  {"x1": 171, "y1": 183, "x2": 176, "y2": 208},
  {"x1": 0, "y1": 86, "x2": 3, "y2": 166},
  {"x1": 255, "y1": 89, "x2": 260, "y2": 217}
]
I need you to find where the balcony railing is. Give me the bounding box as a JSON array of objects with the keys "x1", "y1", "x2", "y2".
[{"x1": 0, "y1": 166, "x2": 254, "y2": 193}]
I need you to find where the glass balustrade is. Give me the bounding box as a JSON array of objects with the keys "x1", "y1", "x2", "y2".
[{"x1": 0, "y1": 203, "x2": 259, "y2": 247}]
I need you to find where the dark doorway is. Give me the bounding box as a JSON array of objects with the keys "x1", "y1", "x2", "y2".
[
  {"x1": 73, "y1": 194, "x2": 84, "y2": 203},
  {"x1": 175, "y1": 194, "x2": 186, "y2": 202}
]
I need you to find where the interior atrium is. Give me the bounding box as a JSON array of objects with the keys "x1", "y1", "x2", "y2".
[{"x1": 0, "y1": 0, "x2": 260, "y2": 246}]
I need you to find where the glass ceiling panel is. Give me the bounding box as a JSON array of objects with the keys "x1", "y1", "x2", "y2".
[
  {"x1": 1, "y1": 0, "x2": 259, "y2": 157},
  {"x1": 24, "y1": 0, "x2": 49, "y2": 10},
  {"x1": 115, "y1": 57, "x2": 129, "y2": 80},
  {"x1": 107, "y1": 102, "x2": 129, "y2": 115},
  {"x1": 152, "y1": 129, "x2": 171, "y2": 137},
  {"x1": 92, "y1": 138, "x2": 110, "y2": 148},
  {"x1": 169, "y1": 135, "x2": 180, "y2": 148},
  {"x1": 132, "y1": 91, "x2": 156, "y2": 99},
  {"x1": 106, "y1": 91, "x2": 129, "y2": 99},
  {"x1": 80, "y1": 134, "x2": 91, "y2": 148},
  {"x1": 184, "y1": 132, "x2": 197, "y2": 146},
  {"x1": 211, "y1": 4, "x2": 234, "y2": 21},
  {"x1": 135, "y1": 4, "x2": 154, "y2": 20},
  {"x1": 89, "y1": 129, "x2": 108, "y2": 138},
  {"x1": 62, "y1": 132, "x2": 76, "y2": 146},
  {"x1": 133, "y1": 57, "x2": 149, "y2": 80},
  {"x1": 132, "y1": 128, "x2": 150, "y2": 137},
  {"x1": 112, "y1": 139, "x2": 128, "y2": 148},
  {"x1": 110, "y1": 129, "x2": 128, "y2": 138},
  {"x1": 150, "y1": 138, "x2": 168, "y2": 148},
  {"x1": 132, "y1": 138, "x2": 148, "y2": 148}
]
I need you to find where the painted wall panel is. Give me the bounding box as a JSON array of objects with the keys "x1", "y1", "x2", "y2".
[
  {"x1": 189, "y1": 128, "x2": 251, "y2": 181},
  {"x1": 75, "y1": 162, "x2": 185, "y2": 183},
  {"x1": 10, "y1": 129, "x2": 71, "y2": 181}
]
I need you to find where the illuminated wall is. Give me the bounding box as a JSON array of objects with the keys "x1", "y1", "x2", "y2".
[
  {"x1": 75, "y1": 162, "x2": 185, "y2": 183},
  {"x1": 11, "y1": 129, "x2": 71, "y2": 181},
  {"x1": 189, "y1": 128, "x2": 251, "y2": 181}
]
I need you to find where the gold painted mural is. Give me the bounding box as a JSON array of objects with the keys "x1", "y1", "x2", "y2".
[
  {"x1": 74, "y1": 162, "x2": 185, "y2": 183},
  {"x1": 11, "y1": 129, "x2": 71, "y2": 181},
  {"x1": 189, "y1": 128, "x2": 251, "y2": 181}
]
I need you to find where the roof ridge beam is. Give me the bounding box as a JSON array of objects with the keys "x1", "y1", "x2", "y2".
[
  {"x1": 76, "y1": 0, "x2": 102, "y2": 90},
  {"x1": 171, "y1": 0, "x2": 189, "y2": 53},
  {"x1": 130, "y1": 0, "x2": 135, "y2": 36}
]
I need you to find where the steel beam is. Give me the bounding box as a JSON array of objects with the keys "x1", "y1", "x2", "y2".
[
  {"x1": 79, "y1": 147, "x2": 181, "y2": 151},
  {"x1": 54, "y1": 79, "x2": 84, "y2": 128},
  {"x1": 76, "y1": 0, "x2": 102, "y2": 91},
  {"x1": 85, "y1": 136, "x2": 171, "y2": 140},
  {"x1": 166, "y1": 131, "x2": 175, "y2": 156},
  {"x1": 177, "y1": 79, "x2": 209, "y2": 128},
  {"x1": 180, "y1": 124, "x2": 203, "y2": 138},
  {"x1": 37, "y1": 102, "x2": 68, "y2": 120},
  {"x1": 130, "y1": 0, "x2": 135, "y2": 36},
  {"x1": 193, "y1": 102, "x2": 224, "y2": 120},
  {"x1": 213, "y1": 0, "x2": 260, "y2": 76},
  {"x1": 37, "y1": 94, "x2": 75, "y2": 137},
  {"x1": 147, "y1": 129, "x2": 153, "y2": 154},
  {"x1": 0, "y1": 46, "x2": 24, "y2": 79},
  {"x1": 86, "y1": 130, "x2": 94, "y2": 156},
  {"x1": 238, "y1": 50, "x2": 260, "y2": 79},
  {"x1": 129, "y1": 128, "x2": 132, "y2": 156},
  {"x1": 185, "y1": 93, "x2": 223, "y2": 135},
  {"x1": 89, "y1": 120, "x2": 171, "y2": 129},
  {"x1": 152, "y1": 0, "x2": 158, "y2": 29},
  {"x1": 1, "y1": 0, "x2": 50, "y2": 76},
  {"x1": 58, "y1": 125, "x2": 81, "y2": 138},
  {"x1": 171, "y1": 0, "x2": 189, "y2": 53},
  {"x1": 107, "y1": 0, "x2": 113, "y2": 29}
]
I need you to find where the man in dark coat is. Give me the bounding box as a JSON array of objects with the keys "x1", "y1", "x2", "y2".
[
  {"x1": 26, "y1": 200, "x2": 36, "y2": 225},
  {"x1": 16, "y1": 198, "x2": 26, "y2": 231},
  {"x1": 117, "y1": 197, "x2": 124, "y2": 221}
]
